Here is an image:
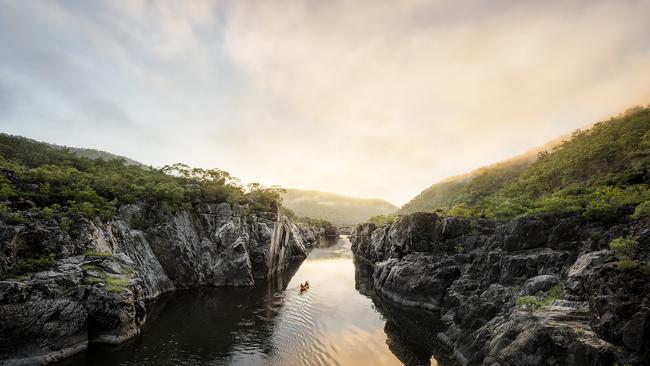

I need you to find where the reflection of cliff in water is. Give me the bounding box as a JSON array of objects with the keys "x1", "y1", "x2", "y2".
[
  {"x1": 58, "y1": 262, "x2": 302, "y2": 366},
  {"x1": 315, "y1": 235, "x2": 340, "y2": 248},
  {"x1": 354, "y1": 258, "x2": 458, "y2": 366}
]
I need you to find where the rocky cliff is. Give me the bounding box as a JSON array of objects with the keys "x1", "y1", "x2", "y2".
[
  {"x1": 0, "y1": 202, "x2": 323, "y2": 365},
  {"x1": 352, "y1": 213, "x2": 650, "y2": 365}
]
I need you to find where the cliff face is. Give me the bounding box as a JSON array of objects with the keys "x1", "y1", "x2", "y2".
[
  {"x1": 352, "y1": 213, "x2": 650, "y2": 366},
  {"x1": 0, "y1": 203, "x2": 321, "y2": 365}
]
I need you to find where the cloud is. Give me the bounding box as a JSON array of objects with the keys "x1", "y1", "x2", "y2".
[
  {"x1": 0, "y1": 0, "x2": 649, "y2": 204},
  {"x1": 221, "y1": 0, "x2": 650, "y2": 203}
]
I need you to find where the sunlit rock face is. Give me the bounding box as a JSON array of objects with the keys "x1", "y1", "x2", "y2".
[
  {"x1": 0, "y1": 203, "x2": 320, "y2": 365},
  {"x1": 352, "y1": 213, "x2": 650, "y2": 366}
]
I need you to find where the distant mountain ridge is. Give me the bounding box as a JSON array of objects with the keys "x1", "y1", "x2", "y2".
[
  {"x1": 50, "y1": 144, "x2": 144, "y2": 167},
  {"x1": 281, "y1": 188, "x2": 397, "y2": 225},
  {"x1": 0, "y1": 133, "x2": 145, "y2": 167}
]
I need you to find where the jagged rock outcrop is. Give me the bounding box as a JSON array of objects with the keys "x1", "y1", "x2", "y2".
[
  {"x1": 0, "y1": 203, "x2": 322, "y2": 365},
  {"x1": 352, "y1": 213, "x2": 650, "y2": 365}
]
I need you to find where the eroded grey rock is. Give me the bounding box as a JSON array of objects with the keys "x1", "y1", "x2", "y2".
[
  {"x1": 352, "y1": 213, "x2": 649, "y2": 365},
  {"x1": 500, "y1": 216, "x2": 547, "y2": 252},
  {"x1": 0, "y1": 203, "x2": 321, "y2": 365}
]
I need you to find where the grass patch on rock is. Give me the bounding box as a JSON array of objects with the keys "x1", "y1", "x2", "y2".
[
  {"x1": 1, "y1": 254, "x2": 55, "y2": 279},
  {"x1": 83, "y1": 250, "x2": 114, "y2": 258},
  {"x1": 105, "y1": 275, "x2": 129, "y2": 293},
  {"x1": 516, "y1": 285, "x2": 564, "y2": 312},
  {"x1": 83, "y1": 270, "x2": 129, "y2": 293}
]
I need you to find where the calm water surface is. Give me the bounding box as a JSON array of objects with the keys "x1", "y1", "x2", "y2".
[{"x1": 59, "y1": 236, "x2": 456, "y2": 366}]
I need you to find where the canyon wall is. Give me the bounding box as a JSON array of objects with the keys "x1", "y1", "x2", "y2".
[
  {"x1": 352, "y1": 213, "x2": 650, "y2": 365},
  {"x1": 0, "y1": 202, "x2": 323, "y2": 365}
]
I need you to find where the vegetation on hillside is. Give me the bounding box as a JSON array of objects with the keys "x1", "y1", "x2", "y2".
[
  {"x1": 281, "y1": 188, "x2": 397, "y2": 225},
  {"x1": 610, "y1": 237, "x2": 645, "y2": 272},
  {"x1": 400, "y1": 157, "x2": 535, "y2": 215},
  {"x1": 56, "y1": 145, "x2": 143, "y2": 166},
  {"x1": 0, "y1": 135, "x2": 342, "y2": 278},
  {"x1": 400, "y1": 132, "x2": 570, "y2": 215},
  {"x1": 280, "y1": 206, "x2": 339, "y2": 238},
  {"x1": 0, "y1": 134, "x2": 284, "y2": 223},
  {"x1": 367, "y1": 214, "x2": 397, "y2": 226},
  {"x1": 400, "y1": 106, "x2": 650, "y2": 221}
]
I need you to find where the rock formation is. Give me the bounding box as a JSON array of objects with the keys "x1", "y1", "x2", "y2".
[
  {"x1": 0, "y1": 203, "x2": 323, "y2": 365},
  {"x1": 352, "y1": 212, "x2": 650, "y2": 365}
]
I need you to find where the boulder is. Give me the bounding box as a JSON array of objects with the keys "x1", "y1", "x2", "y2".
[
  {"x1": 519, "y1": 275, "x2": 559, "y2": 296},
  {"x1": 0, "y1": 299, "x2": 88, "y2": 365},
  {"x1": 501, "y1": 217, "x2": 547, "y2": 252},
  {"x1": 373, "y1": 254, "x2": 461, "y2": 310},
  {"x1": 565, "y1": 250, "x2": 608, "y2": 298},
  {"x1": 547, "y1": 216, "x2": 583, "y2": 250},
  {"x1": 588, "y1": 263, "x2": 650, "y2": 357},
  {"x1": 387, "y1": 212, "x2": 442, "y2": 254},
  {"x1": 441, "y1": 217, "x2": 471, "y2": 240}
]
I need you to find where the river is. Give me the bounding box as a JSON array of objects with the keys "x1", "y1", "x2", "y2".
[{"x1": 59, "y1": 236, "x2": 456, "y2": 366}]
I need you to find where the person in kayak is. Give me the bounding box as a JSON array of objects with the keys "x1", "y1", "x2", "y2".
[{"x1": 300, "y1": 281, "x2": 310, "y2": 292}]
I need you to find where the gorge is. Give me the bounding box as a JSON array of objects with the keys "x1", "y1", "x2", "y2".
[
  {"x1": 351, "y1": 212, "x2": 649, "y2": 365},
  {"x1": 3, "y1": 2, "x2": 650, "y2": 364},
  {"x1": 0, "y1": 201, "x2": 333, "y2": 365},
  {"x1": 2, "y1": 107, "x2": 650, "y2": 365}
]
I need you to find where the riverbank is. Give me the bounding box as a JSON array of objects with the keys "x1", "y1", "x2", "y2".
[
  {"x1": 0, "y1": 203, "x2": 328, "y2": 365},
  {"x1": 56, "y1": 236, "x2": 457, "y2": 366},
  {"x1": 352, "y1": 212, "x2": 650, "y2": 365}
]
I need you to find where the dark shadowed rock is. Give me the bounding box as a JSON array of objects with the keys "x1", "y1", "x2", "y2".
[
  {"x1": 352, "y1": 212, "x2": 648, "y2": 365},
  {"x1": 441, "y1": 217, "x2": 471, "y2": 240},
  {"x1": 548, "y1": 216, "x2": 584, "y2": 250},
  {"x1": 497, "y1": 249, "x2": 573, "y2": 285},
  {"x1": 588, "y1": 263, "x2": 650, "y2": 360},
  {"x1": 373, "y1": 254, "x2": 461, "y2": 310},
  {"x1": 388, "y1": 212, "x2": 442, "y2": 254},
  {"x1": 482, "y1": 311, "x2": 624, "y2": 366},
  {"x1": 565, "y1": 250, "x2": 608, "y2": 299},
  {"x1": 501, "y1": 216, "x2": 547, "y2": 251},
  {"x1": 0, "y1": 298, "x2": 88, "y2": 365}
]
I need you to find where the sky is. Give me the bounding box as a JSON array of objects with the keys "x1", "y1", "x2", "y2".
[{"x1": 1, "y1": 0, "x2": 650, "y2": 206}]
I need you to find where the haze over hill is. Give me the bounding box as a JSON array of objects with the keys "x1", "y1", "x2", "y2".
[
  {"x1": 0, "y1": 134, "x2": 145, "y2": 167},
  {"x1": 58, "y1": 146, "x2": 144, "y2": 167},
  {"x1": 281, "y1": 189, "x2": 397, "y2": 225},
  {"x1": 46, "y1": 143, "x2": 145, "y2": 167},
  {"x1": 0, "y1": 133, "x2": 394, "y2": 226},
  {"x1": 400, "y1": 132, "x2": 571, "y2": 214},
  {"x1": 400, "y1": 106, "x2": 650, "y2": 220}
]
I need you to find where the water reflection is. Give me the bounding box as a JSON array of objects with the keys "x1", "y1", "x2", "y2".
[
  {"x1": 354, "y1": 259, "x2": 458, "y2": 366},
  {"x1": 57, "y1": 237, "x2": 456, "y2": 366},
  {"x1": 59, "y1": 264, "x2": 301, "y2": 366}
]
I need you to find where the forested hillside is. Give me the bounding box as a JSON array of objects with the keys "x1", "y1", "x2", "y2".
[
  {"x1": 281, "y1": 188, "x2": 397, "y2": 225},
  {"x1": 400, "y1": 106, "x2": 650, "y2": 220},
  {"x1": 0, "y1": 134, "x2": 283, "y2": 223},
  {"x1": 399, "y1": 154, "x2": 535, "y2": 215},
  {"x1": 57, "y1": 145, "x2": 143, "y2": 167}
]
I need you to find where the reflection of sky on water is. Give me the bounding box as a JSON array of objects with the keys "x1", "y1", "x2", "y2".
[{"x1": 58, "y1": 236, "x2": 451, "y2": 366}]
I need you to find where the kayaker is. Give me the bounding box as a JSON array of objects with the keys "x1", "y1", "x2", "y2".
[{"x1": 299, "y1": 281, "x2": 310, "y2": 292}]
